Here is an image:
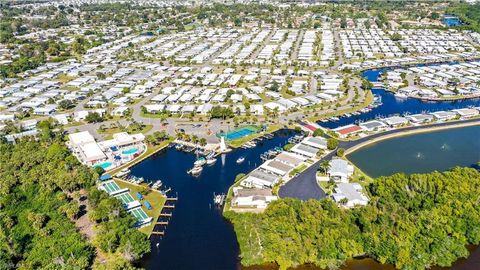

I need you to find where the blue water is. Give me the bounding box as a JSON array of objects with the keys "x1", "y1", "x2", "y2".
[
  {"x1": 95, "y1": 162, "x2": 112, "y2": 169},
  {"x1": 319, "y1": 67, "x2": 480, "y2": 129},
  {"x1": 135, "y1": 130, "x2": 297, "y2": 270},
  {"x1": 443, "y1": 17, "x2": 462, "y2": 27},
  {"x1": 122, "y1": 148, "x2": 139, "y2": 155},
  {"x1": 348, "y1": 125, "x2": 480, "y2": 178}
]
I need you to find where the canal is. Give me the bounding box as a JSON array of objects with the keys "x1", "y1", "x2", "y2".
[
  {"x1": 135, "y1": 130, "x2": 297, "y2": 270},
  {"x1": 319, "y1": 68, "x2": 480, "y2": 129}
]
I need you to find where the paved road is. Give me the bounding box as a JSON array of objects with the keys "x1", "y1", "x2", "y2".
[
  {"x1": 278, "y1": 153, "x2": 333, "y2": 201},
  {"x1": 279, "y1": 118, "x2": 480, "y2": 201}
]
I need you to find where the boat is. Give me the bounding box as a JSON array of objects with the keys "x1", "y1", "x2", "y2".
[
  {"x1": 394, "y1": 92, "x2": 408, "y2": 99},
  {"x1": 175, "y1": 144, "x2": 184, "y2": 151},
  {"x1": 206, "y1": 158, "x2": 217, "y2": 165},
  {"x1": 152, "y1": 180, "x2": 162, "y2": 189},
  {"x1": 194, "y1": 157, "x2": 207, "y2": 167},
  {"x1": 188, "y1": 166, "x2": 203, "y2": 175},
  {"x1": 236, "y1": 157, "x2": 245, "y2": 164},
  {"x1": 213, "y1": 193, "x2": 226, "y2": 206},
  {"x1": 115, "y1": 168, "x2": 130, "y2": 178}
]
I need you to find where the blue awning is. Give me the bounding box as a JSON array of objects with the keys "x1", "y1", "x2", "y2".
[
  {"x1": 136, "y1": 192, "x2": 143, "y2": 200},
  {"x1": 99, "y1": 174, "x2": 112, "y2": 181},
  {"x1": 144, "y1": 201, "x2": 152, "y2": 210}
]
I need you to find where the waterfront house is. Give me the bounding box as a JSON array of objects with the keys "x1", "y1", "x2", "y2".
[
  {"x1": 290, "y1": 143, "x2": 318, "y2": 158},
  {"x1": 260, "y1": 160, "x2": 294, "y2": 176},
  {"x1": 274, "y1": 152, "x2": 306, "y2": 167},
  {"x1": 332, "y1": 183, "x2": 369, "y2": 208},
  {"x1": 430, "y1": 111, "x2": 458, "y2": 121},
  {"x1": 300, "y1": 136, "x2": 327, "y2": 149},
  {"x1": 327, "y1": 158, "x2": 354, "y2": 183},
  {"x1": 382, "y1": 116, "x2": 409, "y2": 127},
  {"x1": 333, "y1": 124, "x2": 363, "y2": 138},
  {"x1": 406, "y1": 113, "x2": 435, "y2": 124},
  {"x1": 452, "y1": 108, "x2": 479, "y2": 119},
  {"x1": 359, "y1": 120, "x2": 387, "y2": 132},
  {"x1": 231, "y1": 188, "x2": 277, "y2": 210},
  {"x1": 241, "y1": 169, "x2": 280, "y2": 189}
]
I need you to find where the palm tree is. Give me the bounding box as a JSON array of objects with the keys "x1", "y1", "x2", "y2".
[{"x1": 319, "y1": 160, "x2": 331, "y2": 175}]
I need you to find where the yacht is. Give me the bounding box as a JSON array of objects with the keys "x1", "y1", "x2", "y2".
[
  {"x1": 206, "y1": 157, "x2": 217, "y2": 165},
  {"x1": 395, "y1": 92, "x2": 408, "y2": 99},
  {"x1": 194, "y1": 157, "x2": 207, "y2": 167},
  {"x1": 189, "y1": 166, "x2": 203, "y2": 175},
  {"x1": 236, "y1": 157, "x2": 245, "y2": 164},
  {"x1": 115, "y1": 168, "x2": 130, "y2": 178}
]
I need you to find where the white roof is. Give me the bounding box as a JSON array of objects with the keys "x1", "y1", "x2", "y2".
[{"x1": 69, "y1": 131, "x2": 96, "y2": 146}]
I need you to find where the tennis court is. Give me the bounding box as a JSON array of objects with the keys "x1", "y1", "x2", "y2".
[
  {"x1": 102, "y1": 181, "x2": 120, "y2": 194},
  {"x1": 129, "y1": 207, "x2": 149, "y2": 221},
  {"x1": 115, "y1": 192, "x2": 135, "y2": 205},
  {"x1": 221, "y1": 126, "x2": 258, "y2": 141}
]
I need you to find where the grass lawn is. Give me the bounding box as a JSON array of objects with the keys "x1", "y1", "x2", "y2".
[
  {"x1": 140, "y1": 110, "x2": 169, "y2": 119},
  {"x1": 98, "y1": 124, "x2": 153, "y2": 139},
  {"x1": 349, "y1": 163, "x2": 373, "y2": 186},
  {"x1": 223, "y1": 173, "x2": 248, "y2": 213},
  {"x1": 289, "y1": 164, "x2": 308, "y2": 177},
  {"x1": 228, "y1": 124, "x2": 282, "y2": 148},
  {"x1": 115, "y1": 179, "x2": 166, "y2": 235}
]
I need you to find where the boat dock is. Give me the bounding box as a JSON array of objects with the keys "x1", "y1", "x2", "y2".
[{"x1": 150, "y1": 194, "x2": 178, "y2": 238}]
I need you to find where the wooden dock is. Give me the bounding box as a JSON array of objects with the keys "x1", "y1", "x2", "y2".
[
  {"x1": 160, "y1": 213, "x2": 172, "y2": 217},
  {"x1": 151, "y1": 231, "x2": 165, "y2": 236},
  {"x1": 164, "y1": 204, "x2": 175, "y2": 209},
  {"x1": 166, "y1": 197, "x2": 178, "y2": 201},
  {"x1": 156, "y1": 221, "x2": 169, "y2": 225}
]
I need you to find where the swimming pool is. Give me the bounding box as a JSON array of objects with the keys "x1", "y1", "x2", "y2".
[
  {"x1": 122, "y1": 148, "x2": 139, "y2": 155},
  {"x1": 221, "y1": 127, "x2": 258, "y2": 141},
  {"x1": 95, "y1": 162, "x2": 112, "y2": 170}
]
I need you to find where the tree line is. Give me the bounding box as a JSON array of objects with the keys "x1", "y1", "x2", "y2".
[
  {"x1": 225, "y1": 167, "x2": 480, "y2": 270},
  {"x1": 0, "y1": 131, "x2": 150, "y2": 269}
]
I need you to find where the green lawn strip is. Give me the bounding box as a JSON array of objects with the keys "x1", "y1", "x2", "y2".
[
  {"x1": 98, "y1": 125, "x2": 153, "y2": 139},
  {"x1": 223, "y1": 173, "x2": 248, "y2": 213},
  {"x1": 140, "y1": 110, "x2": 169, "y2": 119},
  {"x1": 115, "y1": 178, "x2": 166, "y2": 235},
  {"x1": 288, "y1": 164, "x2": 308, "y2": 177}
]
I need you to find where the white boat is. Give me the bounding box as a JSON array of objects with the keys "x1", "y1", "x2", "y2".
[
  {"x1": 116, "y1": 168, "x2": 130, "y2": 178},
  {"x1": 194, "y1": 157, "x2": 207, "y2": 167},
  {"x1": 206, "y1": 158, "x2": 217, "y2": 165},
  {"x1": 189, "y1": 166, "x2": 203, "y2": 175},
  {"x1": 395, "y1": 92, "x2": 408, "y2": 99},
  {"x1": 151, "y1": 180, "x2": 162, "y2": 189},
  {"x1": 236, "y1": 157, "x2": 245, "y2": 164}
]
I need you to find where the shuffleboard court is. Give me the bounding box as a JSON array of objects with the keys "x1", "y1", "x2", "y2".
[
  {"x1": 129, "y1": 207, "x2": 149, "y2": 221},
  {"x1": 102, "y1": 181, "x2": 120, "y2": 194},
  {"x1": 115, "y1": 192, "x2": 135, "y2": 204}
]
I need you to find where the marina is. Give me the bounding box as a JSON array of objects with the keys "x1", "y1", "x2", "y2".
[
  {"x1": 319, "y1": 64, "x2": 480, "y2": 129},
  {"x1": 135, "y1": 129, "x2": 297, "y2": 269}
]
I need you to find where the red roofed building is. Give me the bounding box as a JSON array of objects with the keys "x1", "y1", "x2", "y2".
[{"x1": 333, "y1": 124, "x2": 363, "y2": 138}]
